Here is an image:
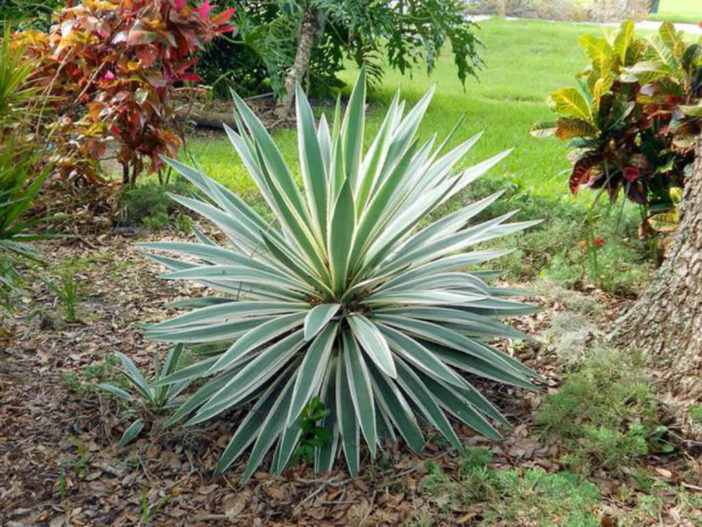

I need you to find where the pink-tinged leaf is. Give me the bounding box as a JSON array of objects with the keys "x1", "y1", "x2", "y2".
[
  {"x1": 136, "y1": 88, "x2": 148, "y2": 105},
  {"x1": 61, "y1": 20, "x2": 76, "y2": 38},
  {"x1": 113, "y1": 31, "x2": 129, "y2": 44},
  {"x1": 623, "y1": 166, "x2": 640, "y2": 182},
  {"x1": 164, "y1": 31, "x2": 178, "y2": 48},
  {"x1": 214, "y1": 23, "x2": 236, "y2": 34},
  {"x1": 174, "y1": 0, "x2": 187, "y2": 9},
  {"x1": 211, "y1": 8, "x2": 236, "y2": 26},
  {"x1": 179, "y1": 72, "x2": 203, "y2": 82},
  {"x1": 197, "y1": 0, "x2": 211, "y2": 19},
  {"x1": 145, "y1": 74, "x2": 166, "y2": 88}
]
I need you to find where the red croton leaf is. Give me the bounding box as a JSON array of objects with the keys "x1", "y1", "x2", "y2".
[
  {"x1": 623, "y1": 166, "x2": 640, "y2": 182},
  {"x1": 569, "y1": 157, "x2": 602, "y2": 194},
  {"x1": 179, "y1": 72, "x2": 203, "y2": 82},
  {"x1": 211, "y1": 8, "x2": 236, "y2": 28},
  {"x1": 136, "y1": 46, "x2": 159, "y2": 67},
  {"x1": 626, "y1": 180, "x2": 647, "y2": 204},
  {"x1": 197, "y1": 0, "x2": 211, "y2": 19}
]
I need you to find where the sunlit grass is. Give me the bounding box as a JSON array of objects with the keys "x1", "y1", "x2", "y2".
[
  {"x1": 182, "y1": 18, "x2": 654, "y2": 293},
  {"x1": 188, "y1": 18, "x2": 599, "y2": 204},
  {"x1": 648, "y1": 0, "x2": 702, "y2": 24}
]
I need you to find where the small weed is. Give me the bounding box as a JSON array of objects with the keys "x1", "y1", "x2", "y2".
[
  {"x1": 57, "y1": 466, "x2": 67, "y2": 501},
  {"x1": 71, "y1": 439, "x2": 92, "y2": 477},
  {"x1": 174, "y1": 213, "x2": 192, "y2": 234},
  {"x1": 616, "y1": 481, "x2": 702, "y2": 526},
  {"x1": 62, "y1": 355, "x2": 122, "y2": 395},
  {"x1": 139, "y1": 486, "x2": 169, "y2": 526},
  {"x1": 44, "y1": 274, "x2": 81, "y2": 322},
  {"x1": 118, "y1": 178, "x2": 192, "y2": 231},
  {"x1": 535, "y1": 348, "x2": 669, "y2": 475},
  {"x1": 289, "y1": 396, "x2": 332, "y2": 467},
  {"x1": 97, "y1": 346, "x2": 191, "y2": 446}
]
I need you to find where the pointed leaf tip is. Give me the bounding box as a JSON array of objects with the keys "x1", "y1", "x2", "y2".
[{"x1": 304, "y1": 303, "x2": 341, "y2": 341}]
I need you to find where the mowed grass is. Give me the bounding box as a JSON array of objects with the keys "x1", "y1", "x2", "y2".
[
  {"x1": 183, "y1": 18, "x2": 654, "y2": 294},
  {"x1": 649, "y1": 0, "x2": 702, "y2": 24},
  {"x1": 188, "y1": 18, "x2": 596, "y2": 203}
]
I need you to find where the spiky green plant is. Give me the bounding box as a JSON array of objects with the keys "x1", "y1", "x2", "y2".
[{"x1": 141, "y1": 69, "x2": 541, "y2": 483}]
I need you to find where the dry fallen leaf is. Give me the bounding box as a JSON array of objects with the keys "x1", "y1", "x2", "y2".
[{"x1": 655, "y1": 467, "x2": 673, "y2": 478}]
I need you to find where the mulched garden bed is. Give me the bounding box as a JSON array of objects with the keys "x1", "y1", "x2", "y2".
[{"x1": 0, "y1": 226, "x2": 697, "y2": 526}]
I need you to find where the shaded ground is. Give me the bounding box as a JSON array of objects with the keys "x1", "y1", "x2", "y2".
[{"x1": 1, "y1": 228, "x2": 700, "y2": 526}]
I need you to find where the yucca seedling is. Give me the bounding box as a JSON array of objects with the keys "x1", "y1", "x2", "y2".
[
  {"x1": 98, "y1": 345, "x2": 191, "y2": 446},
  {"x1": 140, "y1": 69, "x2": 541, "y2": 483}
]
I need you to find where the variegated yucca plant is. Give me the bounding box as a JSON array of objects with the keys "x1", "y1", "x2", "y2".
[{"x1": 141, "y1": 69, "x2": 541, "y2": 483}]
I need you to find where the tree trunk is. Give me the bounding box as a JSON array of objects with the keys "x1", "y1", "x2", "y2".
[
  {"x1": 275, "y1": 6, "x2": 317, "y2": 120},
  {"x1": 613, "y1": 138, "x2": 702, "y2": 399}
]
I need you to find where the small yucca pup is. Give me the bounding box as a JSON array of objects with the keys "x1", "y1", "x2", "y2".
[{"x1": 142, "y1": 69, "x2": 541, "y2": 483}]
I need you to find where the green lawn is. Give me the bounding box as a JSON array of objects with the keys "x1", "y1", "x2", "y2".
[
  {"x1": 183, "y1": 18, "x2": 654, "y2": 294},
  {"x1": 189, "y1": 18, "x2": 596, "y2": 203},
  {"x1": 649, "y1": 0, "x2": 702, "y2": 24}
]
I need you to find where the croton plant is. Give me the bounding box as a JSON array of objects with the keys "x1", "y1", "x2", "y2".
[
  {"x1": 532, "y1": 21, "x2": 702, "y2": 232},
  {"x1": 14, "y1": 0, "x2": 234, "y2": 185}
]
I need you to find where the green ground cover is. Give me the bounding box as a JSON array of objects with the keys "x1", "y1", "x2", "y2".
[{"x1": 649, "y1": 0, "x2": 702, "y2": 24}]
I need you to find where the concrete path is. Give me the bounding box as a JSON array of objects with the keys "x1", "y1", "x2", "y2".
[{"x1": 467, "y1": 14, "x2": 702, "y2": 35}]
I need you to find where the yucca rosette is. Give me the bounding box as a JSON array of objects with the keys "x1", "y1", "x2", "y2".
[{"x1": 141, "y1": 69, "x2": 541, "y2": 482}]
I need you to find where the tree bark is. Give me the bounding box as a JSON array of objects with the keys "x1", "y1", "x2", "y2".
[
  {"x1": 613, "y1": 138, "x2": 702, "y2": 399},
  {"x1": 275, "y1": 6, "x2": 317, "y2": 120}
]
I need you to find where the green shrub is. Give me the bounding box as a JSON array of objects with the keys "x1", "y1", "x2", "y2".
[
  {"x1": 118, "y1": 179, "x2": 192, "y2": 231},
  {"x1": 140, "y1": 69, "x2": 542, "y2": 482},
  {"x1": 535, "y1": 348, "x2": 668, "y2": 474}
]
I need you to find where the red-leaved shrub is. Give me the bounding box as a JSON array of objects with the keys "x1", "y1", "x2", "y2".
[{"x1": 15, "y1": 0, "x2": 234, "y2": 185}]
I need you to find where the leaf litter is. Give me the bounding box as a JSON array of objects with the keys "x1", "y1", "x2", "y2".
[{"x1": 1, "y1": 225, "x2": 699, "y2": 526}]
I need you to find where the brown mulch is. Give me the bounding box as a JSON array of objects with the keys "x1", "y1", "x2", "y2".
[{"x1": 0, "y1": 227, "x2": 695, "y2": 526}]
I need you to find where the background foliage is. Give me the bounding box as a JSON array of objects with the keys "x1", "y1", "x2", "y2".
[
  {"x1": 198, "y1": 0, "x2": 483, "y2": 99},
  {"x1": 0, "y1": 0, "x2": 61, "y2": 31}
]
